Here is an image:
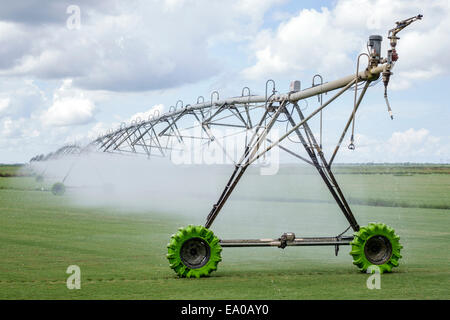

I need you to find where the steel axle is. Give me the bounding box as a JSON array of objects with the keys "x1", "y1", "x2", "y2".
[{"x1": 220, "y1": 235, "x2": 354, "y2": 248}]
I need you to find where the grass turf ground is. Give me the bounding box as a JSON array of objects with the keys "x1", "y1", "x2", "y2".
[{"x1": 0, "y1": 164, "x2": 449, "y2": 299}]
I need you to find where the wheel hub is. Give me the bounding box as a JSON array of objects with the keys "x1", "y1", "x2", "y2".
[
  {"x1": 180, "y1": 238, "x2": 211, "y2": 269},
  {"x1": 364, "y1": 235, "x2": 392, "y2": 265}
]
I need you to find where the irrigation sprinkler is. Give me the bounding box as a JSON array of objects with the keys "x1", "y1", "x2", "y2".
[
  {"x1": 30, "y1": 144, "x2": 83, "y2": 195},
  {"x1": 35, "y1": 16, "x2": 422, "y2": 277}
]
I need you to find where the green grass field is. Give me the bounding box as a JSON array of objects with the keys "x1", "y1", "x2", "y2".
[{"x1": 0, "y1": 164, "x2": 449, "y2": 299}]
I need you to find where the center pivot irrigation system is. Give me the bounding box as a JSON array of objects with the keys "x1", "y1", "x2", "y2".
[{"x1": 35, "y1": 16, "x2": 422, "y2": 278}]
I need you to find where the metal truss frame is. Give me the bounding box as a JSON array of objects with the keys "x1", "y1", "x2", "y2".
[{"x1": 82, "y1": 65, "x2": 380, "y2": 252}]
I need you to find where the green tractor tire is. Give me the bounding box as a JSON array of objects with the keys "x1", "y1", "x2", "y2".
[
  {"x1": 51, "y1": 182, "x2": 66, "y2": 196},
  {"x1": 167, "y1": 225, "x2": 222, "y2": 278},
  {"x1": 350, "y1": 222, "x2": 402, "y2": 274}
]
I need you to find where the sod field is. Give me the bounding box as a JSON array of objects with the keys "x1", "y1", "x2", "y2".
[{"x1": 0, "y1": 163, "x2": 449, "y2": 299}]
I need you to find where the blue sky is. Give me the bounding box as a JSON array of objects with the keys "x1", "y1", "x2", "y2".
[{"x1": 0, "y1": 0, "x2": 448, "y2": 163}]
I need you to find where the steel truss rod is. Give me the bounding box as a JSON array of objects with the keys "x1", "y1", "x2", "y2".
[
  {"x1": 266, "y1": 138, "x2": 314, "y2": 165},
  {"x1": 156, "y1": 65, "x2": 384, "y2": 121},
  {"x1": 208, "y1": 123, "x2": 247, "y2": 129},
  {"x1": 131, "y1": 127, "x2": 158, "y2": 155},
  {"x1": 158, "y1": 110, "x2": 187, "y2": 137},
  {"x1": 89, "y1": 64, "x2": 384, "y2": 154},
  {"x1": 105, "y1": 125, "x2": 136, "y2": 152},
  {"x1": 82, "y1": 60, "x2": 381, "y2": 192},
  {"x1": 163, "y1": 117, "x2": 184, "y2": 144},
  {"x1": 202, "y1": 103, "x2": 227, "y2": 124},
  {"x1": 264, "y1": 100, "x2": 360, "y2": 231},
  {"x1": 132, "y1": 143, "x2": 180, "y2": 152},
  {"x1": 205, "y1": 101, "x2": 288, "y2": 228},
  {"x1": 114, "y1": 125, "x2": 141, "y2": 153},
  {"x1": 102, "y1": 130, "x2": 127, "y2": 151},
  {"x1": 201, "y1": 120, "x2": 240, "y2": 165},
  {"x1": 329, "y1": 80, "x2": 371, "y2": 166},
  {"x1": 220, "y1": 236, "x2": 354, "y2": 248},
  {"x1": 229, "y1": 105, "x2": 250, "y2": 128},
  {"x1": 133, "y1": 126, "x2": 152, "y2": 156},
  {"x1": 249, "y1": 79, "x2": 356, "y2": 165},
  {"x1": 114, "y1": 124, "x2": 145, "y2": 150},
  {"x1": 204, "y1": 79, "x2": 361, "y2": 231},
  {"x1": 290, "y1": 103, "x2": 359, "y2": 231},
  {"x1": 131, "y1": 122, "x2": 157, "y2": 147},
  {"x1": 184, "y1": 109, "x2": 243, "y2": 165},
  {"x1": 108, "y1": 122, "x2": 150, "y2": 151},
  {"x1": 207, "y1": 104, "x2": 261, "y2": 127}
]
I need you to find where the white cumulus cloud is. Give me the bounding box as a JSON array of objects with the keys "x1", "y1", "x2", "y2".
[
  {"x1": 243, "y1": 0, "x2": 450, "y2": 90},
  {"x1": 128, "y1": 104, "x2": 165, "y2": 124},
  {"x1": 0, "y1": 0, "x2": 284, "y2": 92},
  {"x1": 335, "y1": 128, "x2": 450, "y2": 163},
  {"x1": 41, "y1": 80, "x2": 96, "y2": 126},
  {"x1": 0, "y1": 97, "x2": 10, "y2": 115}
]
